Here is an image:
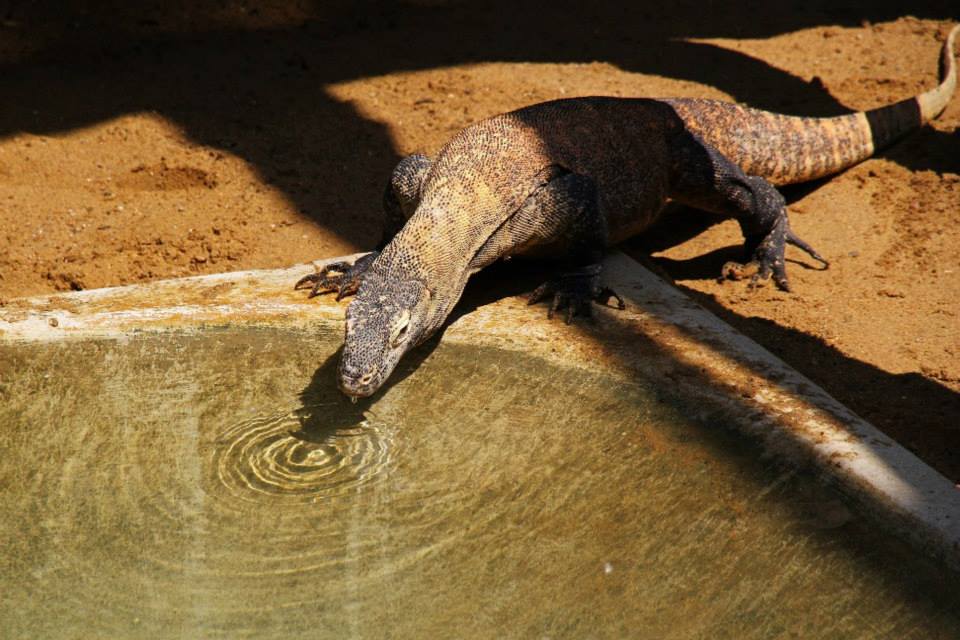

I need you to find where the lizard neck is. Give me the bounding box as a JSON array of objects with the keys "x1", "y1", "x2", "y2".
[
  {"x1": 377, "y1": 207, "x2": 468, "y2": 279},
  {"x1": 373, "y1": 205, "x2": 475, "y2": 337}
]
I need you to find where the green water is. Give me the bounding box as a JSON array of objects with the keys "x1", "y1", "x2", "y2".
[{"x1": 1, "y1": 327, "x2": 958, "y2": 639}]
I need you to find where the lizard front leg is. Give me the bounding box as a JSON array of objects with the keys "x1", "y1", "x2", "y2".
[
  {"x1": 490, "y1": 170, "x2": 624, "y2": 323},
  {"x1": 295, "y1": 153, "x2": 431, "y2": 299},
  {"x1": 669, "y1": 134, "x2": 827, "y2": 291}
]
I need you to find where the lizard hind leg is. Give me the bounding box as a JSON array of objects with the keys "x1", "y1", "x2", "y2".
[
  {"x1": 669, "y1": 137, "x2": 828, "y2": 291},
  {"x1": 719, "y1": 176, "x2": 829, "y2": 291}
]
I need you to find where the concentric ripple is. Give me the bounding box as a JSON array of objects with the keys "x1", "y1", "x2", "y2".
[{"x1": 214, "y1": 408, "x2": 395, "y2": 504}]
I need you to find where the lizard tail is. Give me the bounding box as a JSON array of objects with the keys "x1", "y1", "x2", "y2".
[{"x1": 669, "y1": 24, "x2": 958, "y2": 186}]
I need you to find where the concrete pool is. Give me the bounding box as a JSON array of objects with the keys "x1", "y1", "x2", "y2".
[{"x1": 1, "y1": 254, "x2": 958, "y2": 638}]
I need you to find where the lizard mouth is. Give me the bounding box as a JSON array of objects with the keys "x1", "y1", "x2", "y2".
[{"x1": 337, "y1": 367, "x2": 383, "y2": 399}]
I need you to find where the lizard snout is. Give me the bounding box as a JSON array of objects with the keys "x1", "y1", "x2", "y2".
[{"x1": 337, "y1": 362, "x2": 380, "y2": 397}]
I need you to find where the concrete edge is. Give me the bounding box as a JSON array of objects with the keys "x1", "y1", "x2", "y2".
[
  {"x1": 599, "y1": 254, "x2": 960, "y2": 569},
  {"x1": 0, "y1": 255, "x2": 365, "y2": 340},
  {"x1": 2, "y1": 251, "x2": 958, "y2": 569}
]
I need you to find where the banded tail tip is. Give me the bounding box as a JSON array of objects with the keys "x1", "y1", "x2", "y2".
[{"x1": 917, "y1": 23, "x2": 959, "y2": 123}]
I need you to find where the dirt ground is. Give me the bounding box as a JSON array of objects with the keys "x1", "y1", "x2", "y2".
[{"x1": 1, "y1": 2, "x2": 958, "y2": 479}]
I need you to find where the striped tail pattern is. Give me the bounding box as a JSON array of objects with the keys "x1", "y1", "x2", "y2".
[{"x1": 668, "y1": 24, "x2": 958, "y2": 186}]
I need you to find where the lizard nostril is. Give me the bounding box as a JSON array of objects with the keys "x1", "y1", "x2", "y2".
[{"x1": 358, "y1": 372, "x2": 374, "y2": 386}]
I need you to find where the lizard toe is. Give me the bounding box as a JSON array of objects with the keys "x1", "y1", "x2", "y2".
[
  {"x1": 294, "y1": 272, "x2": 322, "y2": 291},
  {"x1": 786, "y1": 230, "x2": 829, "y2": 268},
  {"x1": 720, "y1": 260, "x2": 759, "y2": 283},
  {"x1": 527, "y1": 281, "x2": 555, "y2": 306},
  {"x1": 547, "y1": 290, "x2": 567, "y2": 320},
  {"x1": 596, "y1": 286, "x2": 626, "y2": 310},
  {"x1": 723, "y1": 215, "x2": 803, "y2": 292},
  {"x1": 771, "y1": 257, "x2": 790, "y2": 291}
]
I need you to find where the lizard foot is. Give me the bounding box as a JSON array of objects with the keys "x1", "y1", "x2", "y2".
[
  {"x1": 721, "y1": 218, "x2": 828, "y2": 292},
  {"x1": 527, "y1": 264, "x2": 626, "y2": 324},
  {"x1": 295, "y1": 252, "x2": 378, "y2": 301}
]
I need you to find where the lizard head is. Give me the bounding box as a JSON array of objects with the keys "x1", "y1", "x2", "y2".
[{"x1": 337, "y1": 273, "x2": 433, "y2": 398}]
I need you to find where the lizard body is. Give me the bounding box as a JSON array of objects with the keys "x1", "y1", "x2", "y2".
[{"x1": 297, "y1": 26, "x2": 958, "y2": 397}]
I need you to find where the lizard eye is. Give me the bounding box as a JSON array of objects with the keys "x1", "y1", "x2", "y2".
[{"x1": 390, "y1": 310, "x2": 411, "y2": 347}]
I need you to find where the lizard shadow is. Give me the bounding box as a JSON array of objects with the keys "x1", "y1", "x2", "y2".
[
  {"x1": 645, "y1": 248, "x2": 827, "y2": 283},
  {"x1": 662, "y1": 284, "x2": 960, "y2": 483},
  {"x1": 362, "y1": 242, "x2": 960, "y2": 484},
  {"x1": 293, "y1": 348, "x2": 366, "y2": 438},
  {"x1": 609, "y1": 191, "x2": 960, "y2": 480},
  {"x1": 556, "y1": 280, "x2": 960, "y2": 608},
  {"x1": 294, "y1": 334, "x2": 447, "y2": 440},
  {"x1": 287, "y1": 261, "x2": 960, "y2": 610}
]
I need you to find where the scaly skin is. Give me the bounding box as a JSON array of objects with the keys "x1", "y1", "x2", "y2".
[{"x1": 295, "y1": 26, "x2": 959, "y2": 398}]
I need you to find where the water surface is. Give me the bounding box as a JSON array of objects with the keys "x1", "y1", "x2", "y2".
[{"x1": 1, "y1": 327, "x2": 958, "y2": 638}]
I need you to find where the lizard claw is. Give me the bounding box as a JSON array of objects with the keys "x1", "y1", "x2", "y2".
[
  {"x1": 295, "y1": 252, "x2": 379, "y2": 301},
  {"x1": 720, "y1": 217, "x2": 827, "y2": 292},
  {"x1": 785, "y1": 229, "x2": 829, "y2": 268},
  {"x1": 528, "y1": 265, "x2": 626, "y2": 324}
]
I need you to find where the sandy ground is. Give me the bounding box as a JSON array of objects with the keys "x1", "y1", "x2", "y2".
[{"x1": 1, "y1": 2, "x2": 958, "y2": 479}]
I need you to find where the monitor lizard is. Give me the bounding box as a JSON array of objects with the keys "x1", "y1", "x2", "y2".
[{"x1": 296, "y1": 25, "x2": 958, "y2": 398}]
